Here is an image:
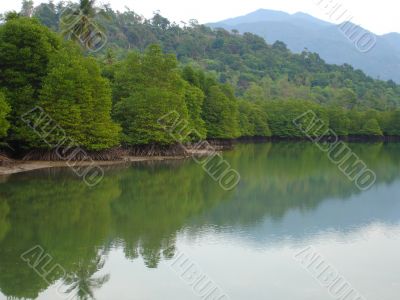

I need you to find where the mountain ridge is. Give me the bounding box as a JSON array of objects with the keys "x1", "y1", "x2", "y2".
[{"x1": 209, "y1": 9, "x2": 400, "y2": 82}]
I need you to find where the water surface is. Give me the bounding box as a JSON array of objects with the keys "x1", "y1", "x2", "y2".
[{"x1": 0, "y1": 142, "x2": 399, "y2": 300}]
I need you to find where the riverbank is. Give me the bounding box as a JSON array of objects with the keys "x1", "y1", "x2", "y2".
[
  {"x1": 1, "y1": 136, "x2": 399, "y2": 176},
  {"x1": 0, "y1": 148, "x2": 216, "y2": 176}
]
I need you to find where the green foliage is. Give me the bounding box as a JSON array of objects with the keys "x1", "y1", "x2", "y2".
[
  {"x1": 0, "y1": 15, "x2": 119, "y2": 150},
  {"x1": 238, "y1": 100, "x2": 253, "y2": 137},
  {"x1": 0, "y1": 92, "x2": 11, "y2": 138},
  {"x1": 238, "y1": 100, "x2": 271, "y2": 137},
  {"x1": 378, "y1": 110, "x2": 400, "y2": 136},
  {"x1": 38, "y1": 44, "x2": 120, "y2": 150},
  {"x1": 202, "y1": 85, "x2": 240, "y2": 139},
  {"x1": 347, "y1": 110, "x2": 364, "y2": 135},
  {"x1": 32, "y1": 2, "x2": 59, "y2": 31},
  {"x1": 2, "y1": 4, "x2": 400, "y2": 155},
  {"x1": 31, "y1": 4, "x2": 400, "y2": 111},
  {"x1": 60, "y1": 0, "x2": 106, "y2": 51},
  {"x1": 348, "y1": 110, "x2": 383, "y2": 136},
  {"x1": 0, "y1": 15, "x2": 60, "y2": 143},
  {"x1": 1, "y1": 142, "x2": 400, "y2": 298},
  {"x1": 251, "y1": 104, "x2": 271, "y2": 137},
  {"x1": 263, "y1": 100, "x2": 329, "y2": 138},
  {"x1": 361, "y1": 119, "x2": 383, "y2": 136},
  {"x1": 327, "y1": 107, "x2": 350, "y2": 136},
  {"x1": 82, "y1": 56, "x2": 121, "y2": 149},
  {"x1": 113, "y1": 45, "x2": 189, "y2": 145},
  {"x1": 183, "y1": 83, "x2": 207, "y2": 140},
  {"x1": 332, "y1": 88, "x2": 357, "y2": 109}
]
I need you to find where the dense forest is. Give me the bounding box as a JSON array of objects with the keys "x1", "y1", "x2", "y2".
[{"x1": 1, "y1": 0, "x2": 400, "y2": 158}]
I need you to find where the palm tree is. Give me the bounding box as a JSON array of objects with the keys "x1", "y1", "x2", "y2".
[
  {"x1": 60, "y1": 0, "x2": 108, "y2": 51},
  {"x1": 64, "y1": 255, "x2": 110, "y2": 300},
  {"x1": 105, "y1": 48, "x2": 115, "y2": 65}
]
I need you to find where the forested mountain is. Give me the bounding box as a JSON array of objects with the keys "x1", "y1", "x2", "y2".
[
  {"x1": 1, "y1": 1, "x2": 400, "y2": 157},
  {"x1": 209, "y1": 9, "x2": 400, "y2": 83},
  {"x1": 27, "y1": 3, "x2": 400, "y2": 110}
]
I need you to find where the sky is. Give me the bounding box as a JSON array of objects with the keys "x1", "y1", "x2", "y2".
[{"x1": 1, "y1": 0, "x2": 399, "y2": 35}]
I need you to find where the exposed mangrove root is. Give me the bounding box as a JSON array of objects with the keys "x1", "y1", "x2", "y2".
[
  {"x1": 10, "y1": 134, "x2": 400, "y2": 162},
  {"x1": 22, "y1": 148, "x2": 128, "y2": 161},
  {"x1": 127, "y1": 143, "x2": 188, "y2": 157},
  {"x1": 0, "y1": 152, "x2": 13, "y2": 166},
  {"x1": 206, "y1": 139, "x2": 235, "y2": 150}
]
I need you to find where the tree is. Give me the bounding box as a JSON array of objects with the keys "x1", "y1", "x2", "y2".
[
  {"x1": 327, "y1": 106, "x2": 350, "y2": 136},
  {"x1": 38, "y1": 44, "x2": 120, "y2": 150},
  {"x1": 0, "y1": 16, "x2": 60, "y2": 145},
  {"x1": 202, "y1": 85, "x2": 240, "y2": 139},
  {"x1": 238, "y1": 100, "x2": 253, "y2": 137},
  {"x1": 243, "y1": 83, "x2": 265, "y2": 102},
  {"x1": 33, "y1": 1, "x2": 59, "y2": 31},
  {"x1": 347, "y1": 110, "x2": 364, "y2": 136},
  {"x1": 0, "y1": 92, "x2": 10, "y2": 139},
  {"x1": 184, "y1": 83, "x2": 207, "y2": 140},
  {"x1": 250, "y1": 104, "x2": 271, "y2": 137},
  {"x1": 238, "y1": 100, "x2": 271, "y2": 137},
  {"x1": 113, "y1": 45, "x2": 189, "y2": 145},
  {"x1": 334, "y1": 88, "x2": 357, "y2": 109},
  {"x1": 80, "y1": 56, "x2": 121, "y2": 149},
  {"x1": 360, "y1": 119, "x2": 383, "y2": 136},
  {"x1": 263, "y1": 100, "x2": 328, "y2": 138},
  {"x1": 20, "y1": 0, "x2": 34, "y2": 17},
  {"x1": 348, "y1": 110, "x2": 383, "y2": 136},
  {"x1": 60, "y1": 0, "x2": 107, "y2": 51},
  {"x1": 29, "y1": 6, "x2": 400, "y2": 111},
  {"x1": 378, "y1": 110, "x2": 400, "y2": 136},
  {"x1": 64, "y1": 255, "x2": 110, "y2": 300}
]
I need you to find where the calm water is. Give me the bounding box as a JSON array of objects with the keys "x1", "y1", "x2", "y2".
[{"x1": 0, "y1": 142, "x2": 400, "y2": 300}]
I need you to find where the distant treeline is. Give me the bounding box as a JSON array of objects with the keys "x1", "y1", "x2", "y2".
[{"x1": 0, "y1": 11, "x2": 400, "y2": 157}]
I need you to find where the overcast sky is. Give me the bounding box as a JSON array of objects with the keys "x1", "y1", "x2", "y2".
[{"x1": 1, "y1": 0, "x2": 398, "y2": 35}]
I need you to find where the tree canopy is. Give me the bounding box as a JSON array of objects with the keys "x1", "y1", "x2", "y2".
[
  {"x1": 0, "y1": 4, "x2": 399, "y2": 156},
  {"x1": 0, "y1": 92, "x2": 10, "y2": 139}
]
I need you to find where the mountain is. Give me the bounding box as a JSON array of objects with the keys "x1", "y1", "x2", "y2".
[
  {"x1": 209, "y1": 9, "x2": 400, "y2": 83},
  {"x1": 29, "y1": 2, "x2": 400, "y2": 110}
]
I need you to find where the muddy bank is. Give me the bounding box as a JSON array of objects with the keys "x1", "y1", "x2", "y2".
[
  {"x1": 0, "y1": 147, "x2": 216, "y2": 176},
  {"x1": 2, "y1": 135, "x2": 399, "y2": 176},
  {"x1": 0, "y1": 140, "x2": 227, "y2": 176}
]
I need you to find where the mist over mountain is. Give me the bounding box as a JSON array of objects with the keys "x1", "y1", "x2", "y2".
[{"x1": 209, "y1": 9, "x2": 400, "y2": 83}]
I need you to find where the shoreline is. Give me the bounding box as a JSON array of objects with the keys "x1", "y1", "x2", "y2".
[
  {"x1": 0, "y1": 149, "x2": 215, "y2": 176},
  {"x1": 1, "y1": 136, "x2": 400, "y2": 176}
]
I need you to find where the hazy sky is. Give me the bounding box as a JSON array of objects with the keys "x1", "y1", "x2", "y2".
[{"x1": 1, "y1": 0, "x2": 398, "y2": 35}]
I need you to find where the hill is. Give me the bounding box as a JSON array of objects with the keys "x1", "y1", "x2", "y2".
[
  {"x1": 209, "y1": 9, "x2": 400, "y2": 83},
  {"x1": 25, "y1": 3, "x2": 400, "y2": 110}
]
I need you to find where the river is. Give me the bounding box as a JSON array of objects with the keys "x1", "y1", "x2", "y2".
[{"x1": 0, "y1": 142, "x2": 399, "y2": 299}]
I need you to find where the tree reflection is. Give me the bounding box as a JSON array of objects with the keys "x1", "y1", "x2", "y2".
[
  {"x1": 0, "y1": 142, "x2": 400, "y2": 298},
  {"x1": 64, "y1": 255, "x2": 110, "y2": 300}
]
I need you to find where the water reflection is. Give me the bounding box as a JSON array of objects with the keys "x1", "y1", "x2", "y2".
[
  {"x1": 0, "y1": 142, "x2": 399, "y2": 299},
  {"x1": 64, "y1": 254, "x2": 110, "y2": 300}
]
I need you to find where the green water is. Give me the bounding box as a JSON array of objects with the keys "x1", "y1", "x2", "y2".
[{"x1": 0, "y1": 142, "x2": 399, "y2": 300}]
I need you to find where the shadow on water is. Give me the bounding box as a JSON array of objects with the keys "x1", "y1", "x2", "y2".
[{"x1": 0, "y1": 142, "x2": 400, "y2": 299}]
